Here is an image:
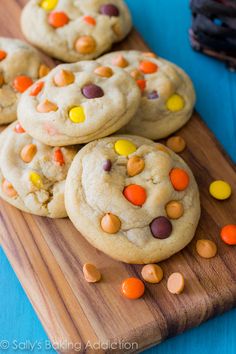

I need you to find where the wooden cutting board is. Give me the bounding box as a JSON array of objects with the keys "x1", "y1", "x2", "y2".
[{"x1": 1, "y1": 1, "x2": 236, "y2": 353}]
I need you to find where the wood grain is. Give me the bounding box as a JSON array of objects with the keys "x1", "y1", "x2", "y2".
[{"x1": 1, "y1": 1, "x2": 236, "y2": 353}]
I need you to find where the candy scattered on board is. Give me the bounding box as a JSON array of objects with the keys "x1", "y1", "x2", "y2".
[
  {"x1": 121, "y1": 278, "x2": 145, "y2": 299},
  {"x1": 83, "y1": 264, "x2": 101, "y2": 283},
  {"x1": 209, "y1": 180, "x2": 232, "y2": 200},
  {"x1": 141, "y1": 264, "x2": 163, "y2": 284},
  {"x1": 167, "y1": 272, "x2": 185, "y2": 295},
  {"x1": 196, "y1": 239, "x2": 217, "y2": 259},
  {"x1": 220, "y1": 224, "x2": 236, "y2": 245},
  {"x1": 166, "y1": 136, "x2": 186, "y2": 153}
]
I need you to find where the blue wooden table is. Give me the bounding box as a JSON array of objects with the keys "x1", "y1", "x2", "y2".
[{"x1": 0, "y1": 1, "x2": 236, "y2": 353}]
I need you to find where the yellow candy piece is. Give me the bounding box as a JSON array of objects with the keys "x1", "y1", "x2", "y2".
[
  {"x1": 69, "y1": 106, "x2": 86, "y2": 123},
  {"x1": 29, "y1": 172, "x2": 43, "y2": 189},
  {"x1": 114, "y1": 139, "x2": 137, "y2": 156},
  {"x1": 166, "y1": 94, "x2": 185, "y2": 112},
  {"x1": 40, "y1": 0, "x2": 58, "y2": 11},
  {"x1": 209, "y1": 180, "x2": 232, "y2": 200}
]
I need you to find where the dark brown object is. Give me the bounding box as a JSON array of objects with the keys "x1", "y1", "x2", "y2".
[
  {"x1": 190, "y1": 0, "x2": 236, "y2": 69},
  {"x1": 82, "y1": 84, "x2": 104, "y2": 99},
  {"x1": 103, "y1": 159, "x2": 112, "y2": 172},
  {"x1": 150, "y1": 216, "x2": 173, "y2": 239},
  {"x1": 1, "y1": 2, "x2": 236, "y2": 353},
  {"x1": 100, "y1": 4, "x2": 120, "y2": 17}
]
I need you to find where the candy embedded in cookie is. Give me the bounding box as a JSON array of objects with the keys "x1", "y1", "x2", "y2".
[
  {"x1": 98, "y1": 50, "x2": 196, "y2": 140},
  {"x1": 0, "y1": 37, "x2": 51, "y2": 124},
  {"x1": 65, "y1": 136, "x2": 200, "y2": 264},
  {"x1": 0, "y1": 122, "x2": 77, "y2": 218},
  {"x1": 17, "y1": 61, "x2": 141, "y2": 146},
  {"x1": 21, "y1": 0, "x2": 132, "y2": 62}
]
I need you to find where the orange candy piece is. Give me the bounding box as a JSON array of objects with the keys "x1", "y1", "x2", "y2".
[
  {"x1": 0, "y1": 50, "x2": 7, "y2": 61},
  {"x1": 53, "y1": 148, "x2": 65, "y2": 166},
  {"x1": 36, "y1": 99, "x2": 58, "y2": 113},
  {"x1": 220, "y1": 224, "x2": 236, "y2": 245},
  {"x1": 14, "y1": 122, "x2": 25, "y2": 134},
  {"x1": 112, "y1": 55, "x2": 128, "y2": 68},
  {"x1": 139, "y1": 60, "x2": 158, "y2": 74},
  {"x1": 167, "y1": 272, "x2": 185, "y2": 295},
  {"x1": 2, "y1": 179, "x2": 17, "y2": 198},
  {"x1": 75, "y1": 36, "x2": 96, "y2": 54},
  {"x1": 83, "y1": 15, "x2": 96, "y2": 26},
  {"x1": 13, "y1": 76, "x2": 33, "y2": 93},
  {"x1": 136, "y1": 79, "x2": 146, "y2": 92},
  {"x1": 170, "y1": 168, "x2": 189, "y2": 191},
  {"x1": 122, "y1": 277, "x2": 145, "y2": 300},
  {"x1": 123, "y1": 184, "x2": 147, "y2": 206},
  {"x1": 29, "y1": 81, "x2": 44, "y2": 96},
  {"x1": 48, "y1": 11, "x2": 69, "y2": 28}
]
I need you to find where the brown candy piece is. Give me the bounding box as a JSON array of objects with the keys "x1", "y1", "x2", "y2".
[
  {"x1": 82, "y1": 84, "x2": 104, "y2": 99},
  {"x1": 0, "y1": 72, "x2": 4, "y2": 87},
  {"x1": 94, "y1": 66, "x2": 113, "y2": 78},
  {"x1": 141, "y1": 264, "x2": 163, "y2": 284},
  {"x1": 101, "y1": 213, "x2": 121, "y2": 234},
  {"x1": 196, "y1": 239, "x2": 217, "y2": 259},
  {"x1": 20, "y1": 144, "x2": 37, "y2": 163},
  {"x1": 103, "y1": 159, "x2": 112, "y2": 172},
  {"x1": 167, "y1": 272, "x2": 185, "y2": 294},
  {"x1": 2, "y1": 179, "x2": 17, "y2": 198},
  {"x1": 100, "y1": 4, "x2": 120, "y2": 17},
  {"x1": 166, "y1": 136, "x2": 186, "y2": 153},
  {"x1": 127, "y1": 156, "x2": 145, "y2": 177},
  {"x1": 165, "y1": 200, "x2": 184, "y2": 219},
  {"x1": 54, "y1": 69, "x2": 75, "y2": 87},
  {"x1": 130, "y1": 70, "x2": 144, "y2": 80},
  {"x1": 112, "y1": 55, "x2": 128, "y2": 68},
  {"x1": 37, "y1": 99, "x2": 58, "y2": 113},
  {"x1": 83, "y1": 263, "x2": 101, "y2": 283},
  {"x1": 38, "y1": 64, "x2": 50, "y2": 78},
  {"x1": 75, "y1": 36, "x2": 96, "y2": 54},
  {"x1": 150, "y1": 216, "x2": 172, "y2": 239}
]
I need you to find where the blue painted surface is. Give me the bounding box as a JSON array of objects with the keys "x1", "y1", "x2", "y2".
[{"x1": 0, "y1": 0, "x2": 236, "y2": 353}]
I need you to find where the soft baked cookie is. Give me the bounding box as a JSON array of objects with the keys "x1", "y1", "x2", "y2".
[
  {"x1": 0, "y1": 122, "x2": 77, "y2": 218},
  {"x1": 17, "y1": 61, "x2": 141, "y2": 146},
  {"x1": 0, "y1": 37, "x2": 50, "y2": 125},
  {"x1": 98, "y1": 50, "x2": 196, "y2": 139},
  {"x1": 21, "y1": 0, "x2": 132, "y2": 62},
  {"x1": 65, "y1": 136, "x2": 200, "y2": 264}
]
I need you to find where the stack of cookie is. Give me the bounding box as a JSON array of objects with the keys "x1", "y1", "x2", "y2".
[
  {"x1": 0, "y1": 0, "x2": 200, "y2": 264},
  {"x1": 190, "y1": 0, "x2": 236, "y2": 69}
]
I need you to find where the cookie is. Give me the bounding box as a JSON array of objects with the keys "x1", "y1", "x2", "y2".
[
  {"x1": 0, "y1": 37, "x2": 50, "y2": 125},
  {"x1": 190, "y1": 0, "x2": 236, "y2": 56},
  {"x1": 98, "y1": 50, "x2": 196, "y2": 139},
  {"x1": 21, "y1": 0, "x2": 132, "y2": 62},
  {"x1": 17, "y1": 61, "x2": 141, "y2": 146},
  {"x1": 0, "y1": 122, "x2": 77, "y2": 218},
  {"x1": 65, "y1": 136, "x2": 200, "y2": 264}
]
